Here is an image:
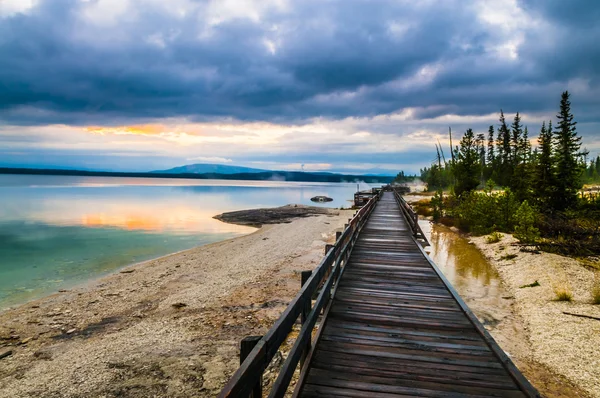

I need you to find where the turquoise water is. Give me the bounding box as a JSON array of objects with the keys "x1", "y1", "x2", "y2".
[{"x1": 0, "y1": 175, "x2": 368, "y2": 309}]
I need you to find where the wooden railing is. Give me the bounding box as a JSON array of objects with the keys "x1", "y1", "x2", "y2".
[
  {"x1": 392, "y1": 188, "x2": 429, "y2": 246},
  {"x1": 219, "y1": 191, "x2": 382, "y2": 398}
]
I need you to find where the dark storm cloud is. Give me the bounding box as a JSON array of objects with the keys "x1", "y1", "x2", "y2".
[{"x1": 0, "y1": 0, "x2": 599, "y2": 126}]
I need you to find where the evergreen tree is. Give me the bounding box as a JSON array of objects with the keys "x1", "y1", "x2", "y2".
[
  {"x1": 454, "y1": 129, "x2": 480, "y2": 196},
  {"x1": 511, "y1": 112, "x2": 523, "y2": 165},
  {"x1": 476, "y1": 133, "x2": 486, "y2": 184},
  {"x1": 486, "y1": 125, "x2": 495, "y2": 180},
  {"x1": 496, "y1": 110, "x2": 512, "y2": 186},
  {"x1": 552, "y1": 91, "x2": 583, "y2": 210},
  {"x1": 533, "y1": 121, "x2": 555, "y2": 209},
  {"x1": 509, "y1": 113, "x2": 531, "y2": 200},
  {"x1": 521, "y1": 126, "x2": 531, "y2": 162}
]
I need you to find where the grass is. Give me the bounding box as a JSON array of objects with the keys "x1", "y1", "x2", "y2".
[
  {"x1": 486, "y1": 231, "x2": 503, "y2": 244},
  {"x1": 553, "y1": 286, "x2": 574, "y2": 302},
  {"x1": 412, "y1": 199, "x2": 433, "y2": 217},
  {"x1": 519, "y1": 280, "x2": 540, "y2": 288},
  {"x1": 577, "y1": 257, "x2": 600, "y2": 271},
  {"x1": 592, "y1": 273, "x2": 600, "y2": 305}
]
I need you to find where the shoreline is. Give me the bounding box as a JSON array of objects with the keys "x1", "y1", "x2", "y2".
[
  {"x1": 469, "y1": 232, "x2": 600, "y2": 397},
  {"x1": 0, "y1": 204, "x2": 332, "y2": 313},
  {"x1": 421, "y1": 221, "x2": 590, "y2": 397},
  {"x1": 0, "y1": 241, "x2": 249, "y2": 314},
  {"x1": 0, "y1": 206, "x2": 352, "y2": 397}
]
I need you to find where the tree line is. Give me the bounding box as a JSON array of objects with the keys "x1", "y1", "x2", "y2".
[
  {"x1": 421, "y1": 91, "x2": 585, "y2": 213},
  {"x1": 415, "y1": 91, "x2": 600, "y2": 255}
]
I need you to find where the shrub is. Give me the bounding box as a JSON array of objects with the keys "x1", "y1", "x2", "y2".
[
  {"x1": 430, "y1": 190, "x2": 444, "y2": 221},
  {"x1": 519, "y1": 280, "x2": 540, "y2": 288},
  {"x1": 413, "y1": 199, "x2": 433, "y2": 217},
  {"x1": 592, "y1": 273, "x2": 600, "y2": 305},
  {"x1": 486, "y1": 231, "x2": 503, "y2": 244},
  {"x1": 514, "y1": 200, "x2": 540, "y2": 244},
  {"x1": 553, "y1": 286, "x2": 573, "y2": 302},
  {"x1": 453, "y1": 191, "x2": 497, "y2": 235},
  {"x1": 495, "y1": 189, "x2": 519, "y2": 231}
]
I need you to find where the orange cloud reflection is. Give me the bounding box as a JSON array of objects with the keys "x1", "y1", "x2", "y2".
[
  {"x1": 86, "y1": 124, "x2": 167, "y2": 136},
  {"x1": 83, "y1": 214, "x2": 161, "y2": 231}
]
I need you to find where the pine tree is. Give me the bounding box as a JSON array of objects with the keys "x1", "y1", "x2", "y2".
[
  {"x1": 476, "y1": 133, "x2": 486, "y2": 184},
  {"x1": 552, "y1": 91, "x2": 582, "y2": 211},
  {"x1": 454, "y1": 128, "x2": 480, "y2": 196},
  {"x1": 511, "y1": 112, "x2": 523, "y2": 165},
  {"x1": 533, "y1": 121, "x2": 555, "y2": 210},
  {"x1": 496, "y1": 110, "x2": 512, "y2": 186},
  {"x1": 487, "y1": 125, "x2": 495, "y2": 162},
  {"x1": 521, "y1": 126, "x2": 531, "y2": 162}
]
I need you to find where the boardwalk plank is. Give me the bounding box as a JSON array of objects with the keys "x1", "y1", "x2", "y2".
[{"x1": 295, "y1": 192, "x2": 536, "y2": 398}]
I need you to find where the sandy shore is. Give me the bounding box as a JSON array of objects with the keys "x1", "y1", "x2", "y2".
[
  {"x1": 0, "y1": 207, "x2": 352, "y2": 397},
  {"x1": 470, "y1": 233, "x2": 600, "y2": 398}
]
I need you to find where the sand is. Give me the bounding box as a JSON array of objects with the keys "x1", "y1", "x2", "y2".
[
  {"x1": 471, "y1": 233, "x2": 600, "y2": 398},
  {"x1": 0, "y1": 208, "x2": 353, "y2": 398}
]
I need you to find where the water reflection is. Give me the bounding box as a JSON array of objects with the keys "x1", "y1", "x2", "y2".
[
  {"x1": 0, "y1": 174, "x2": 369, "y2": 309},
  {"x1": 420, "y1": 220, "x2": 504, "y2": 307}
]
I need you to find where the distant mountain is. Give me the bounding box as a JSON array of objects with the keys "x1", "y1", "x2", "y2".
[
  {"x1": 153, "y1": 163, "x2": 269, "y2": 174},
  {"x1": 155, "y1": 163, "x2": 398, "y2": 177},
  {"x1": 0, "y1": 167, "x2": 394, "y2": 184}
]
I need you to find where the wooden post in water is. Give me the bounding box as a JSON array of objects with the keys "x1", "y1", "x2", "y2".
[{"x1": 240, "y1": 336, "x2": 263, "y2": 398}]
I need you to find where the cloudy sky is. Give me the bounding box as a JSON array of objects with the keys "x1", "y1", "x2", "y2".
[{"x1": 1, "y1": 0, "x2": 599, "y2": 174}]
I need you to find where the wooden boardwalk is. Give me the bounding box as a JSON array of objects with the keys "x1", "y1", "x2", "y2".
[{"x1": 295, "y1": 192, "x2": 537, "y2": 397}]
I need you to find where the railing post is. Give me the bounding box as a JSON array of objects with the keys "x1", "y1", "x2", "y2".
[
  {"x1": 300, "y1": 271, "x2": 312, "y2": 369},
  {"x1": 324, "y1": 244, "x2": 334, "y2": 255},
  {"x1": 240, "y1": 336, "x2": 263, "y2": 398},
  {"x1": 335, "y1": 231, "x2": 341, "y2": 241}
]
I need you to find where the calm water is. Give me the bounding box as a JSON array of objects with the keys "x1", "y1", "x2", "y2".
[
  {"x1": 0, "y1": 174, "x2": 368, "y2": 309},
  {"x1": 420, "y1": 220, "x2": 513, "y2": 328}
]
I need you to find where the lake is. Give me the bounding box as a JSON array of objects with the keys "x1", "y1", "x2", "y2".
[{"x1": 0, "y1": 174, "x2": 369, "y2": 309}]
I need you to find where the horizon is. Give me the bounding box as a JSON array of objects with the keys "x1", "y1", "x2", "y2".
[
  {"x1": 0, "y1": 162, "x2": 401, "y2": 177},
  {"x1": 1, "y1": 1, "x2": 600, "y2": 174}
]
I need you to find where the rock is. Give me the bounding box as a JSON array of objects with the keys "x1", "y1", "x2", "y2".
[
  {"x1": 172, "y1": 302, "x2": 187, "y2": 309},
  {"x1": 19, "y1": 337, "x2": 33, "y2": 345},
  {"x1": 0, "y1": 349, "x2": 13, "y2": 360},
  {"x1": 66, "y1": 328, "x2": 77, "y2": 334},
  {"x1": 310, "y1": 196, "x2": 333, "y2": 202},
  {"x1": 33, "y1": 350, "x2": 52, "y2": 360},
  {"x1": 120, "y1": 269, "x2": 135, "y2": 274}
]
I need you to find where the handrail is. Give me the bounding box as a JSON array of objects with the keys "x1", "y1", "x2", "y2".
[
  {"x1": 219, "y1": 190, "x2": 382, "y2": 398},
  {"x1": 392, "y1": 188, "x2": 429, "y2": 246},
  {"x1": 391, "y1": 192, "x2": 539, "y2": 397}
]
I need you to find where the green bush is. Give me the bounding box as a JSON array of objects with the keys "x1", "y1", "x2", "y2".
[
  {"x1": 514, "y1": 200, "x2": 540, "y2": 244},
  {"x1": 450, "y1": 189, "x2": 517, "y2": 235},
  {"x1": 486, "y1": 231, "x2": 503, "y2": 243},
  {"x1": 430, "y1": 189, "x2": 444, "y2": 221}
]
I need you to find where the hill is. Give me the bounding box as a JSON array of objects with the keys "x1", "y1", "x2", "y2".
[{"x1": 153, "y1": 163, "x2": 268, "y2": 174}]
